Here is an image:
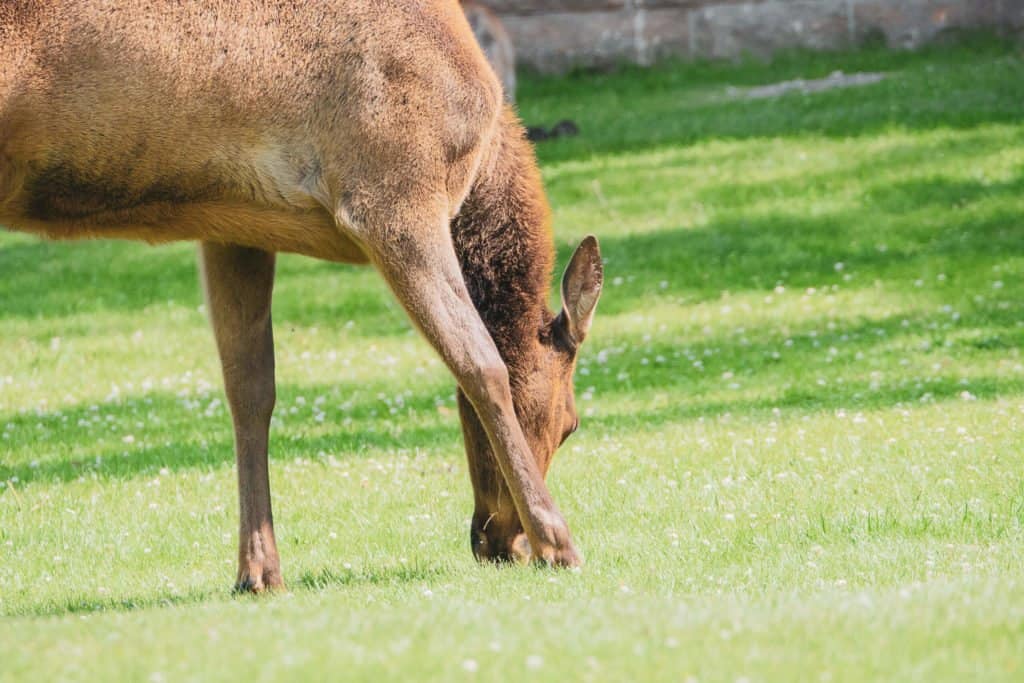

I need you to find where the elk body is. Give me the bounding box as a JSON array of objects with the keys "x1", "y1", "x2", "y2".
[{"x1": 0, "y1": 0, "x2": 602, "y2": 591}]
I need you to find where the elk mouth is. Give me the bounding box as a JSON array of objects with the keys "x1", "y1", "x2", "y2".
[{"x1": 471, "y1": 512, "x2": 532, "y2": 564}]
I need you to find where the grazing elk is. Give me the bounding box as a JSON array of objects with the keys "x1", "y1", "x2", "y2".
[{"x1": 0, "y1": 0, "x2": 602, "y2": 592}]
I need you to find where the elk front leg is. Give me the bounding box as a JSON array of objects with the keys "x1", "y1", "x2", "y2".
[
  {"x1": 200, "y1": 243, "x2": 283, "y2": 592},
  {"x1": 356, "y1": 208, "x2": 581, "y2": 567}
]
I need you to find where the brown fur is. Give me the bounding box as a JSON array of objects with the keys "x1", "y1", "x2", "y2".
[{"x1": 0, "y1": 0, "x2": 602, "y2": 588}]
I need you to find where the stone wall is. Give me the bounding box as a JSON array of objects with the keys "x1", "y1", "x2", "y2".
[{"x1": 483, "y1": 1, "x2": 1024, "y2": 73}]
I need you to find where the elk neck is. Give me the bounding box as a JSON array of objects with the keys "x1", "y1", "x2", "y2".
[{"x1": 451, "y1": 108, "x2": 555, "y2": 371}]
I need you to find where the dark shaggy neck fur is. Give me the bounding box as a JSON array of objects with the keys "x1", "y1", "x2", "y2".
[{"x1": 451, "y1": 109, "x2": 554, "y2": 370}]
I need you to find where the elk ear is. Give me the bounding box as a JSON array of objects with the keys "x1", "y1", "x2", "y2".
[{"x1": 559, "y1": 235, "x2": 603, "y2": 346}]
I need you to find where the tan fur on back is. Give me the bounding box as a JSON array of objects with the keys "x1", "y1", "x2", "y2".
[{"x1": 0, "y1": 0, "x2": 503, "y2": 262}]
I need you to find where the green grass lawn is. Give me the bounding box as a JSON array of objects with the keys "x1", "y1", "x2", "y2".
[{"x1": 3, "y1": 39, "x2": 1024, "y2": 681}]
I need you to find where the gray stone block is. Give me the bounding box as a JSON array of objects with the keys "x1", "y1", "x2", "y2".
[
  {"x1": 639, "y1": 7, "x2": 694, "y2": 62},
  {"x1": 852, "y1": 0, "x2": 1003, "y2": 48},
  {"x1": 692, "y1": 1, "x2": 852, "y2": 59},
  {"x1": 1002, "y1": 0, "x2": 1024, "y2": 29},
  {"x1": 501, "y1": 9, "x2": 638, "y2": 72},
  {"x1": 486, "y1": 0, "x2": 628, "y2": 15},
  {"x1": 486, "y1": 0, "x2": 1019, "y2": 72}
]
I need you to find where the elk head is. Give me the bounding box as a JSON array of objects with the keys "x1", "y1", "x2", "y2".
[{"x1": 459, "y1": 236, "x2": 604, "y2": 562}]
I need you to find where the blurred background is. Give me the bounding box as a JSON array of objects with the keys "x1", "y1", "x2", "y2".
[{"x1": 468, "y1": 0, "x2": 1022, "y2": 75}]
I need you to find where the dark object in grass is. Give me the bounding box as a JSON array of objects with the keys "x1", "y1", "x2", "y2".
[
  {"x1": 527, "y1": 119, "x2": 580, "y2": 142},
  {"x1": 526, "y1": 126, "x2": 549, "y2": 141},
  {"x1": 551, "y1": 120, "x2": 580, "y2": 137}
]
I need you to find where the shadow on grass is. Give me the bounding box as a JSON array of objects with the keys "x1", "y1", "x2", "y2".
[
  {"x1": 4, "y1": 171, "x2": 1022, "y2": 483},
  {"x1": 297, "y1": 563, "x2": 449, "y2": 591},
  {"x1": 5, "y1": 563, "x2": 455, "y2": 619},
  {"x1": 3, "y1": 295, "x2": 1023, "y2": 487},
  {"x1": 4, "y1": 168, "x2": 1020, "y2": 335},
  {"x1": 0, "y1": 237, "x2": 411, "y2": 336},
  {"x1": 562, "y1": 212, "x2": 1022, "y2": 317},
  {"x1": 10, "y1": 588, "x2": 221, "y2": 620},
  {"x1": 0, "y1": 381, "x2": 462, "y2": 486},
  {"x1": 598, "y1": 374, "x2": 1024, "y2": 432}
]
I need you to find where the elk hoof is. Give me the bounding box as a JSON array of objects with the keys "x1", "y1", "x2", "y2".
[
  {"x1": 530, "y1": 515, "x2": 584, "y2": 568},
  {"x1": 234, "y1": 565, "x2": 285, "y2": 594},
  {"x1": 533, "y1": 540, "x2": 583, "y2": 569},
  {"x1": 508, "y1": 532, "x2": 584, "y2": 568}
]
